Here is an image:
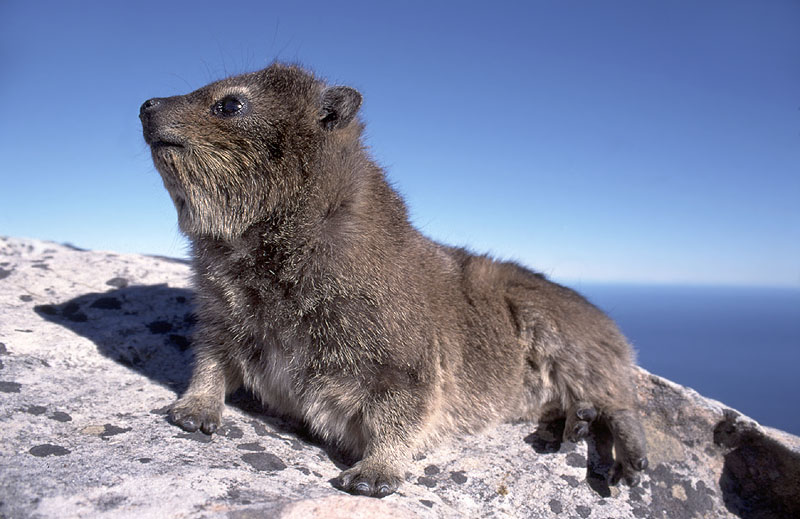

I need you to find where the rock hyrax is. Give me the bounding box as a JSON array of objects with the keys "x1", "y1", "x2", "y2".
[{"x1": 140, "y1": 62, "x2": 648, "y2": 497}]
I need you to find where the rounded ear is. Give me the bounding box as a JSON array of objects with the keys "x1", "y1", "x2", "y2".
[{"x1": 319, "y1": 86, "x2": 362, "y2": 130}]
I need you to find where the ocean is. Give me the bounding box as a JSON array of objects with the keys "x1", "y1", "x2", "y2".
[{"x1": 568, "y1": 283, "x2": 800, "y2": 435}]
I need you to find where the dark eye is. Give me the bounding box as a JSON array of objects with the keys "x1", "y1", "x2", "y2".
[{"x1": 213, "y1": 96, "x2": 245, "y2": 117}]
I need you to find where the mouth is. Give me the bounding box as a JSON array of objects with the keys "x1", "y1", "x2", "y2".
[{"x1": 142, "y1": 125, "x2": 186, "y2": 149}]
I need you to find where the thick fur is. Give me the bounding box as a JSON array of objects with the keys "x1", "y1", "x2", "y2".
[{"x1": 140, "y1": 63, "x2": 648, "y2": 497}]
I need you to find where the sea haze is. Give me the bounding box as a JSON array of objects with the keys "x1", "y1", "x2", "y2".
[{"x1": 568, "y1": 283, "x2": 800, "y2": 435}]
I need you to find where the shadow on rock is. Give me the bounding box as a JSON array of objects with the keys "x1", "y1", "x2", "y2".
[
  {"x1": 714, "y1": 411, "x2": 800, "y2": 519},
  {"x1": 524, "y1": 415, "x2": 615, "y2": 497},
  {"x1": 33, "y1": 285, "x2": 351, "y2": 471},
  {"x1": 35, "y1": 284, "x2": 196, "y2": 393}
]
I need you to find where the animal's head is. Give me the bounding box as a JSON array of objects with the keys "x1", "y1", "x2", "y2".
[{"x1": 140, "y1": 63, "x2": 362, "y2": 239}]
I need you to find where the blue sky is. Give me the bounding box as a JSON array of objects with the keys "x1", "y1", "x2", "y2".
[{"x1": 2, "y1": 1, "x2": 798, "y2": 287}]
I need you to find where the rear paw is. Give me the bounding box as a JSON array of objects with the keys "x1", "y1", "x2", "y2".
[
  {"x1": 338, "y1": 460, "x2": 403, "y2": 498},
  {"x1": 606, "y1": 409, "x2": 648, "y2": 487},
  {"x1": 168, "y1": 397, "x2": 221, "y2": 435},
  {"x1": 564, "y1": 403, "x2": 597, "y2": 443},
  {"x1": 609, "y1": 456, "x2": 648, "y2": 487}
]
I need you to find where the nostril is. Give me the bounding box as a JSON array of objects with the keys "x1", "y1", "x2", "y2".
[{"x1": 140, "y1": 98, "x2": 162, "y2": 115}]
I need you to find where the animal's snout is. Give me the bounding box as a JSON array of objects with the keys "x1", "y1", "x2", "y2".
[{"x1": 139, "y1": 97, "x2": 164, "y2": 118}]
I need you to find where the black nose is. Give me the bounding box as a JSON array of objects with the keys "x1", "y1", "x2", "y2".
[{"x1": 140, "y1": 97, "x2": 163, "y2": 117}]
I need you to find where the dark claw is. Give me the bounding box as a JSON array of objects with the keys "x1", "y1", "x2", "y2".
[
  {"x1": 338, "y1": 463, "x2": 401, "y2": 498},
  {"x1": 353, "y1": 481, "x2": 372, "y2": 495},
  {"x1": 634, "y1": 457, "x2": 649, "y2": 471},
  {"x1": 168, "y1": 408, "x2": 218, "y2": 435},
  {"x1": 576, "y1": 407, "x2": 597, "y2": 422},
  {"x1": 169, "y1": 411, "x2": 198, "y2": 432},
  {"x1": 376, "y1": 484, "x2": 393, "y2": 497},
  {"x1": 625, "y1": 473, "x2": 641, "y2": 487},
  {"x1": 572, "y1": 421, "x2": 589, "y2": 440}
]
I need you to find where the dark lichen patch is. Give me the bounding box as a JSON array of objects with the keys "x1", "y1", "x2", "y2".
[
  {"x1": 420, "y1": 500, "x2": 435, "y2": 508},
  {"x1": 147, "y1": 320, "x2": 173, "y2": 334},
  {"x1": 90, "y1": 297, "x2": 122, "y2": 310},
  {"x1": 101, "y1": 424, "x2": 132, "y2": 438},
  {"x1": 106, "y1": 277, "x2": 129, "y2": 288},
  {"x1": 25, "y1": 405, "x2": 47, "y2": 415},
  {"x1": 0, "y1": 267, "x2": 14, "y2": 279},
  {"x1": 137, "y1": 457, "x2": 152, "y2": 463},
  {"x1": 629, "y1": 486, "x2": 645, "y2": 503},
  {"x1": 225, "y1": 488, "x2": 245, "y2": 504},
  {"x1": 417, "y1": 476, "x2": 437, "y2": 488},
  {"x1": 219, "y1": 424, "x2": 244, "y2": 439},
  {"x1": 250, "y1": 420, "x2": 270, "y2": 437},
  {"x1": 566, "y1": 452, "x2": 587, "y2": 468},
  {"x1": 241, "y1": 452, "x2": 286, "y2": 472},
  {"x1": 695, "y1": 480, "x2": 715, "y2": 498},
  {"x1": 0, "y1": 342, "x2": 7, "y2": 355},
  {"x1": 31, "y1": 263, "x2": 50, "y2": 270},
  {"x1": 50, "y1": 411, "x2": 72, "y2": 422},
  {"x1": 29, "y1": 444, "x2": 70, "y2": 457},
  {"x1": 176, "y1": 431, "x2": 213, "y2": 443},
  {"x1": 237, "y1": 442, "x2": 265, "y2": 451},
  {"x1": 450, "y1": 471, "x2": 468, "y2": 484},
  {"x1": 560, "y1": 474, "x2": 581, "y2": 488},
  {"x1": 548, "y1": 499, "x2": 563, "y2": 513},
  {"x1": 0, "y1": 381, "x2": 22, "y2": 393},
  {"x1": 647, "y1": 463, "x2": 715, "y2": 519},
  {"x1": 576, "y1": 504, "x2": 592, "y2": 518},
  {"x1": 226, "y1": 488, "x2": 253, "y2": 505},
  {"x1": 19, "y1": 294, "x2": 33, "y2": 302},
  {"x1": 424, "y1": 464, "x2": 440, "y2": 476}
]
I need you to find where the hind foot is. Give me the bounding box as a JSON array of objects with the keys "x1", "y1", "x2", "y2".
[
  {"x1": 606, "y1": 409, "x2": 648, "y2": 486},
  {"x1": 564, "y1": 402, "x2": 597, "y2": 443}
]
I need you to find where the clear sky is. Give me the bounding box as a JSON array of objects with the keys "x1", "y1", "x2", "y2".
[{"x1": 2, "y1": 1, "x2": 798, "y2": 287}]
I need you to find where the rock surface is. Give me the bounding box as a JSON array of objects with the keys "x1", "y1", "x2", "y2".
[{"x1": 1, "y1": 236, "x2": 798, "y2": 519}]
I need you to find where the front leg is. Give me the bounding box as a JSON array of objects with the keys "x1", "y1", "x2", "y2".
[
  {"x1": 169, "y1": 344, "x2": 241, "y2": 435},
  {"x1": 337, "y1": 387, "x2": 426, "y2": 498}
]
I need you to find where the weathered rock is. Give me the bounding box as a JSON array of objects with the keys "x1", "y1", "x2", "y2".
[{"x1": 1, "y1": 236, "x2": 798, "y2": 518}]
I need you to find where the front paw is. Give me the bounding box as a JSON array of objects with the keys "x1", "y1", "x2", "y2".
[
  {"x1": 337, "y1": 459, "x2": 403, "y2": 498},
  {"x1": 168, "y1": 397, "x2": 222, "y2": 435}
]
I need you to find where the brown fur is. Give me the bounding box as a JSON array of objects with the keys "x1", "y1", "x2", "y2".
[{"x1": 140, "y1": 63, "x2": 647, "y2": 497}]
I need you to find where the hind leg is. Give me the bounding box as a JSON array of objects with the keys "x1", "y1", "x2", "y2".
[
  {"x1": 606, "y1": 409, "x2": 648, "y2": 486},
  {"x1": 564, "y1": 401, "x2": 597, "y2": 443}
]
